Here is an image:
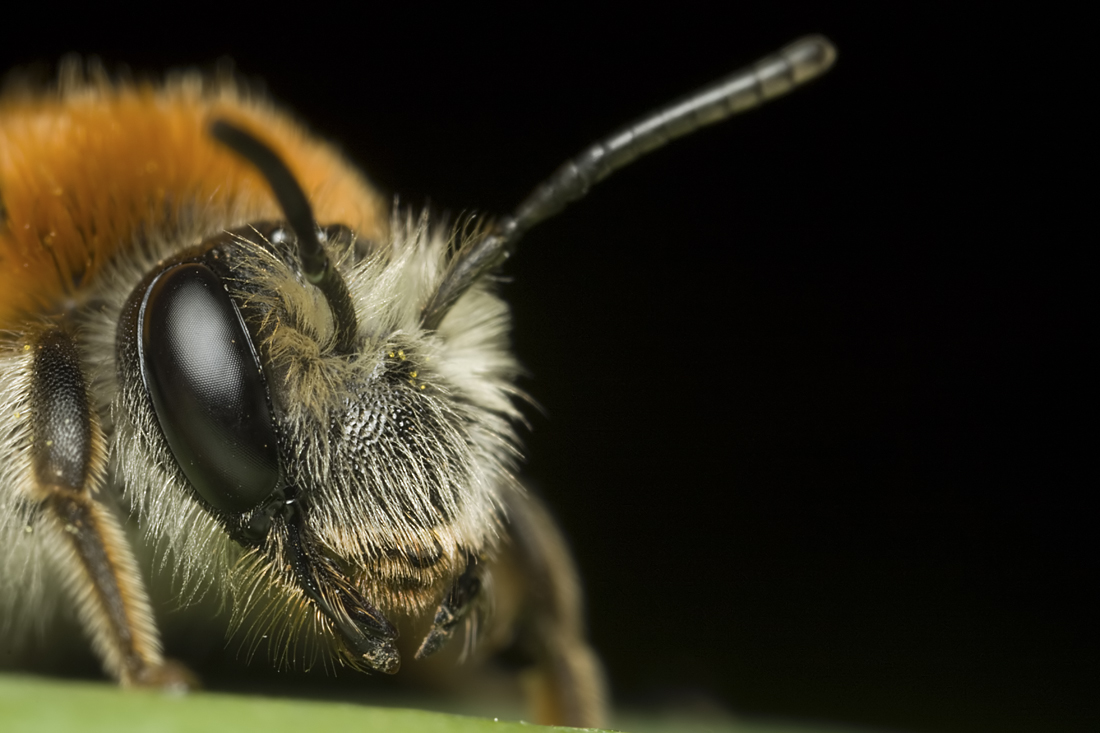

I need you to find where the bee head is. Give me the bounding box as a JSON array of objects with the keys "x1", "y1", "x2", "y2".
[
  {"x1": 102, "y1": 35, "x2": 835, "y2": 678},
  {"x1": 112, "y1": 121, "x2": 522, "y2": 673}
]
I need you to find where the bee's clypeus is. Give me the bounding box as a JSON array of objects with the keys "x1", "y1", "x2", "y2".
[{"x1": 0, "y1": 36, "x2": 835, "y2": 727}]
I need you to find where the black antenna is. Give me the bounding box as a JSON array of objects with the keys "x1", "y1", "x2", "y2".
[
  {"x1": 211, "y1": 120, "x2": 359, "y2": 354},
  {"x1": 421, "y1": 35, "x2": 837, "y2": 329}
]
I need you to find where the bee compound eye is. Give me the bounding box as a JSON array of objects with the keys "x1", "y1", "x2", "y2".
[{"x1": 139, "y1": 263, "x2": 281, "y2": 516}]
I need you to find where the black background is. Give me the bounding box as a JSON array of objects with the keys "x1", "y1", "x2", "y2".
[{"x1": 2, "y1": 4, "x2": 1092, "y2": 732}]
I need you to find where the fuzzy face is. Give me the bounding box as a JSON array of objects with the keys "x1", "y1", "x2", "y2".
[
  {"x1": 0, "y1": 72, "x2": 524, "y2": 674},
  {"x1": 101, "y1": 218, "x2": 525, "y2": 672}
]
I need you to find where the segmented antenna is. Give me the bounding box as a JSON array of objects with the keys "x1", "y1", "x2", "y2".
[
  {"x1": 210, "y1": 120, "x2": 360, "y2": 354},
  {"x1": 422, "y1": 35, "x2": 837, "y2": 329}
]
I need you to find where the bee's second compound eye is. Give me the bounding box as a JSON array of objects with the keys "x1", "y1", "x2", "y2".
[{"x1": 139, "y1": 263, "x2": 280, "y2": 515}]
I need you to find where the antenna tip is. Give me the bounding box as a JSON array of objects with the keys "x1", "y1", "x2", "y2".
[{"x1": 781, "y1": 35, "x2": 838, "y2": 84}]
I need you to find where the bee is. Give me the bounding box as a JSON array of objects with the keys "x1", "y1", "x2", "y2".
[{"x1": 0, "y1": 36, "x2": 834, "y2": 727}]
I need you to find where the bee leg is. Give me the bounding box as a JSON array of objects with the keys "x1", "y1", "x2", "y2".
[
  {"x1": 503, "y1": 490, "x2": 608, "y2": 728},
  {"x1": 415, "y1": 554, "x2": 482, "y2": 660},
  {"x1": 27, "y1": 328, "x2": 194, "y2": 689}
]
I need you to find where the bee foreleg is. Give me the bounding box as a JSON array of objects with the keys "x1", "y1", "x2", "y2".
[
  {"x1": 27, "y1": 328, "x2": 193, "y2": 688},
  {"x1": 415, "y1": 553, "x2": 483, "y2": 660},
  {"x1": 503, "y1": 490, "x2": 608, "y2": 728}
]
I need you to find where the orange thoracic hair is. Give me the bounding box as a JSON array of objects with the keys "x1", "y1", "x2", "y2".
[{"x1": 0, "y1": 74, "x2": 387, "y2": 327}]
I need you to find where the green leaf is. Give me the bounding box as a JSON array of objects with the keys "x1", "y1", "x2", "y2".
[
  {"x1": 0, "y1": 674, "x2": 600, "y2": 733},
  {"x1": 0, "y1": 673, "x2": 884, "y2": 733}
]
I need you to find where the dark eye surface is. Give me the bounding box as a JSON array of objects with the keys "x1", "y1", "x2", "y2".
[{"x1": 139, "y1": 263, "x2": 280, "y2": 515}]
